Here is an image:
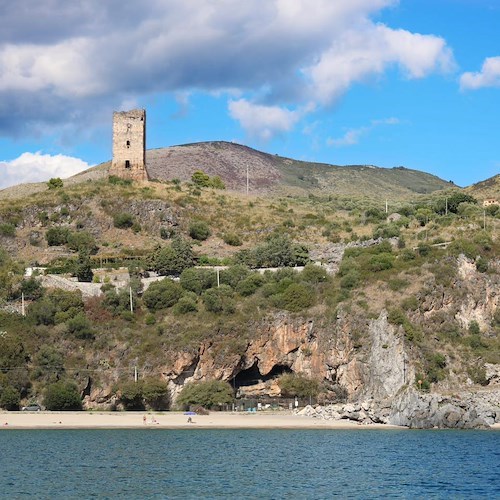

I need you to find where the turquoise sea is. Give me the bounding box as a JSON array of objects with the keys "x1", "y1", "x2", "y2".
[{"x1": 0, "y1": 429, "x2": 499, "y2": 499}]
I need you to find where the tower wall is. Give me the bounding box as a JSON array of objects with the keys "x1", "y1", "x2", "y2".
[{"x1": 109, "y1": 109, "x2": 148, "y2": 181}]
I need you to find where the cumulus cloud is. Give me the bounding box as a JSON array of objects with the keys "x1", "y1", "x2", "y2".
[
  {"x1": 0, "y1": 0, "x2": 454, "y2": 138},
  {"x1": 229, "y1": 99, "x2": 302, "y2": 140},
  {"x1": 327, "y1": 117, "x2": 400, "y2": 147},
  {"x1": 0, "y1": 152, "x2": 91, "y2": 189},
  {"x1": 460, "y1": 56, "x2": 500, "y2": 90}
]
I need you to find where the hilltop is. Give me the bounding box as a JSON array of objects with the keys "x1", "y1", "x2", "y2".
[{"x1": 0, "y1": 141, "x2": 456, "y2": 202}]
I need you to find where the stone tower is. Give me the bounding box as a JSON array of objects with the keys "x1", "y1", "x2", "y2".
[{"x1": 109, "y1": 109, "x2": 148, "y2": 181}]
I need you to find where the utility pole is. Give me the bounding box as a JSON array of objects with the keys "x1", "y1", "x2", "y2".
[
  {"x1": 445, "y1": 197, "x2": 448, "y2": 216},
  {"x1": 246, "y1": 166, "x2": 249, "y2": 196},
  {"x1": 129, "y1": 286, "x2": 134, "y2": 313},
  {"x1": 21, "y1": 292, "x2": 25, "y2": 317},
  {"x1": 385, "y1": 199, "x2": 388, "y2": 214},
  {"x1": 134, "y1": 365, "x2": 138, "y2": 383},
  {"x1": 216, "y1": 268, "x2": 220, "y2": 288}
]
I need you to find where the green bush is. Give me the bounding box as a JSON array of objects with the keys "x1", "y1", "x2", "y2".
[
  {"x1": 117, "y1": 381, "x2": 144, "y2": 410},
  {"x1": 202, "y1": 285, "x2": 235, "y2": 314},
  {"x1": 149, "y1": 238, "x2": 194, "y2": 276},
  {"x1": 476, "y1": 257, "x2": 489, "y2": 273},
  {"x1": 281, "y1": 283, "x2": 314, "y2": 312},
  {"x1": 46, "y1": 227, "x2": 70, "y2": 246},
  {"x1": 236, "y1": 273, "x2": 265, "y2": 296},
  {"x1": 67, "y1": 231, "x2": 97, "y2": 254},
  {"x1": 180, "y1": 268, "x2": 216, "y2": 295},
  {"x1": 368, "y1": 253, "x2": 394, "y2": 272},
  {"x1": 300, "y1": 264, "x2": 328, "y2": 284},
  {"x1": 47, "y1": 177, "x2": 63, "y2": 189},
  {"x1": 66, "y1": 312, "x2": 94, "y2": 340},
  {"x1": 222, "y1": 233, "x2": 242, "y2": 246},
  {"x1": 173, "y1": 295, "x2": 198, "y2": 314},
  {"x1": 278, "y1": 373, "x2": 320, "y2": 398},
  {"x1": 220, "y1": 265, "x2": 250, "y2": 288},
  {"x1": 0, "y1": 385, "x2": 20, "y2": 410},
  {"x1": 0, "y1": 223, "x2": 16, "y2": 237},
  {"x1": 113, "y1": 212, "x2": 135, "y2": 229},
  {"x1": 189, "y1": 221, "x2": 211, "y2": 241},
  {"x1": 143, "y1": 279, "x2": 183, "y2": 310},
  {"x1": 176, "y1": 380, "x2": 233, "y2": 409},
  {"x1": 142, "y1": 378, "x2": 170, "y2": 410},
  {"x1": 44, "y1": 381, "x2": 82, "y2": 410}
]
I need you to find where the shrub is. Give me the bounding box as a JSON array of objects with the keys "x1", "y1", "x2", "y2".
[
  {"x1": 281, "y1": 283, "x2": 314, "y2": 312},
  {"x1": 340, "y1": 270, "x2": 360, "y2": 290},
  {"x1": 220, "y1": 265, "x2": 250, "y2": 288},
  {"x1": 75, "y1": 253, "x2": 93, "y2": 282},
  {"x1": 176, "y1": 380, "x2": 233, "y2": 409},
  {"x1": 368, "y1": 253, "x2": 394, "y2": 272},
  {"x1": 468, "y1": 320, "x2": 480, "y2": 336},
  {"x1": 0, "y1": 223, "x2": 16, "y2": 237},
  {"x1": 117, "y1": 381, "x2": 144, "y2": 410},
  {"x1": 222, "y1": 233, "x2": 242, "y2": 246},
  {"x1": 300, "y1": 264, "x2": 328, "y2": 284},
  {"x1": 189, "y1": 221, "x2": 211, "y2": 241},
  {"x1": 236, "y1": 274, "x2": 265, "y2": 296},
  {"x1": 67, "y1": 231, "x2": 97, "y2": 254},
  {"x1": 66, "y1": 312, "x2": 94, "y2": 340},
  {"x1": 44, "y1": 381, "x2": 82, "y2": 410},
  {"x1": 180, "y1": 268, "x2": 216, "y2": 295},
  {"x1": 191, "y1": 170, "x2": 211, "y2": 187},
  {"x1": 0, "y1": 385, "x2": 20, "y2": 410},
  {"x1": 173, "y1": 296, "x2": 198, "y2": 314},
  {"x1": 202, "y1": 285, "x2": 235, "y2": 314},
  {"x1": 46, "y1": 227, "x2": 70, "y2": 246},
  {"x1": 143, "y1": 279, "x2": 183, "y2": 310},
  {"x1": 476, "y1": 257, "x2": 488, "y2": 273},
  {"x1": 113, "y1": 212, "x2": 134, "y2": 229},
  {"x1": 278, "y1": 373, "x2": 320, "y2": 398},
  {"x1": 142, "y1": 379, "x2": 170, "y2": 410},
  {"x1": 149, "y1": 238, "x2": 194, "y2": 276},
  {"x1": 47, "y1": 177, "x2": 63, "y2": 189},
  {"x1": 19, "y1": 277, "x2": 44, "y2": 300}
]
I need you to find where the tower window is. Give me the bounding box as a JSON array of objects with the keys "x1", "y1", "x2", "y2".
[
  {"x1": 125, "y1": 160, "x2": 130, "y2": 169},
  {"x1": 126, "y1": 140, "x2": 130, "y2": 148}
]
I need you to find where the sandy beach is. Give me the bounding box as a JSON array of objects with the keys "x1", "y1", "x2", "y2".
[{"x1": 0, "y1": 411, "x2": 408, "y2": 430}]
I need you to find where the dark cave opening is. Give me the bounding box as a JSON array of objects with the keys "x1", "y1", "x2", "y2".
[{"x1": 231, "y1": 361, "x2": 293, "y2": 390}]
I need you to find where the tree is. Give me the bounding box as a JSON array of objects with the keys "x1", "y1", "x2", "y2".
[
  {"x1": 143, "y1": 279, "x2": 183, "y2": 310},
  {"x1": 0, "y1": 385, "x2": 20, "y2": 410},
  {"x1": 149, "y1": 238, "x2": 194, "y2": 276},
  {"x1": 281, "y1": 283, "x2": 314, "y2": 312},
  {"x1": 142, "y1": 379, "x2": 170, "y2": 410},
  {"x1": 75, "y1": 252, "x2": 93, "y2": 282},
  {"x1": 46, "y1": 227, "x2": 70, "y2": 246},
  {"x1": 278, "y1": 373, "x2": 320, "y2": 398},
  {"x1": 44, "y1": 381, "x2": 82, "y2": 410},
  {"x1": 180, "y1": 268, "x2": 216, "y2": 295},
  {"x1": 176, "y1": 380, "x2": 234, "y2": 409},
  {"x1": 66, "y1": 312, "x2": 94, "y2": 340},
  {"x1": 47, "y1": 177, "x2": 63, "y2": 189},
  {"x1": 67, "y1": 231, "x2": 98, "y2": 254}
]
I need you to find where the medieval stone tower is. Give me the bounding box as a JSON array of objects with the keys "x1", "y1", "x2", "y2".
[{"x1": 109, "y1": 109, "x2": 148, "y2": 181}]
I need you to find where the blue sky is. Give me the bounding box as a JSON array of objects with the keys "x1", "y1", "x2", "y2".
[{"x1": 0, "y1": 0, "x2": 499, "y2": 189}]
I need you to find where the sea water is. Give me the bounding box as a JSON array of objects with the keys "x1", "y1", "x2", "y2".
[{"x1": 0, "y1": 429, "x2": 499, "y2": 499}]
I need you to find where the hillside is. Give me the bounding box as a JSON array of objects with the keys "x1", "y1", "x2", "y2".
[
  {"x1": 0, "y1": 145, "x2": 498, "y2": 428},
  {"x1": 147, "y1": 141, "x2": 454, "y2": 198}
]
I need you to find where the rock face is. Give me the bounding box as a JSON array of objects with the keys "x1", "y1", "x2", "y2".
[{"x1": 296, "y1": 388, "x2": 500, "y2": 429}]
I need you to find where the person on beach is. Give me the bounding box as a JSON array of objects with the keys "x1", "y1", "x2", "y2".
[
  {"x1": 187, "y1": 416, "x2": 192, "y2": 423},
  {"x1": 143, "y1": 415, "x2": 147, "y2": 425}
]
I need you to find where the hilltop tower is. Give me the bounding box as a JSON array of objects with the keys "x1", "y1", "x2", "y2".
[{"x1": 109, "y1": 109, "x2": 148, "y2": 181}]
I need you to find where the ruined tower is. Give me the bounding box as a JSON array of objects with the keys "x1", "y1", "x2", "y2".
[{"x1": 109, "y1": 109, "x2": 148, "y2": 181}]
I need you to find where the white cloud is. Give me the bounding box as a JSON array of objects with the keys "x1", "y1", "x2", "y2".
[
  {"x1": 306, "y1": 24, "x2": 454, "y2": 104},
  {"x1": 0, "y1": 1, "x2": 454, "y2": 137},
  {"x1": 228, "y1": 99, "x2": 302, "y2": 140},
  {"x1": 327, "y1": 117, "x2": 400, "y2": 147},
  {"x1": 0, "y1": 152, "x2": 91, "y2": 189},
  {"x1": 460, "y1": 56, "x2": 500, "y2": 90}
]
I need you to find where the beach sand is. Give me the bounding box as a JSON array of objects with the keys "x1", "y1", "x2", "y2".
[{"x1": 0, "y1": 411, "x2": 405, "y2": 430}]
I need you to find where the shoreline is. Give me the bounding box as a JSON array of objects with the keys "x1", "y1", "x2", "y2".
[
  {"x1": 0, "y1": 411, "x2": 404, "y2": 430},
  {"x1": 1, "y1": 411, "x2": 498, "y2": 430}
]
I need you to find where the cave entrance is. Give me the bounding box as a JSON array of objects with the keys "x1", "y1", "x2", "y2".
[{"x1": 230, "y1": 361, "x2": 292, "y2": 391}]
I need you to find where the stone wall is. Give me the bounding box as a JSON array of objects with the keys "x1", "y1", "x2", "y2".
[{"x1": 109, "y1": 109, "x2": 148, "y2": 181}]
